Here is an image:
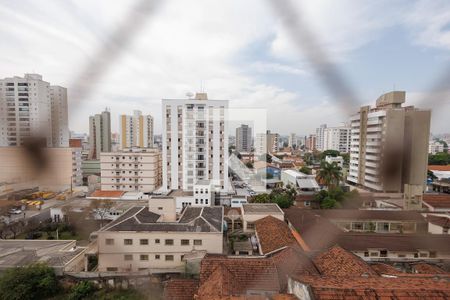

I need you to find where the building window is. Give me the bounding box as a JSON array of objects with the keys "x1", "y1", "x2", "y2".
[
  {"x1": 124, "y1": 254, "x2": 133, "y2": 261},
  {"x1": 165, "y1": 255, "x2": 174, "y2": 261},
  {"x1": 247, "y1": 223, "x2": 255, "y2": 230},
  {"x1": 106, "y1": 267, "x2": 118, "y2": 272},
  {"x1": 140, "y1": 239, "x2": 149, "y2": 245},
  {"x1": 155, "y1": 239, "x2": 160, "y2": 244},
  {"x1": 380, "y1": 250, "x2": 387, "y2": 257},
  {"x1": 194, "y1": 239, "x2": 202, "y2": 246},
  {"x1": 140, "y1": 255, "x2": 149, "y2": 261},
  {"x1": 155, "y1": 255, "x2": 160, "y2": 260},
  {"x1": 165, "y1": 239, "x2": 174, "y2": 245},
  {"x1": 124, "y1": 239, "x2": 133, "y2": 245},
  {"x1": 364, "y1": 251, "x2": 369, "y2": 257},
  {"x1": 369, "y1": 252, "x2": 379, "y2": 257},
  {"x1": 105, "y1": 238, "x2": 114, "y2": 245},
  {"x1": 181, "y1": 239, "x2": 190, "y2": 246}
]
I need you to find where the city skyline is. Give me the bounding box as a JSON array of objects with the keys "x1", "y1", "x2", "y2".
[{"x1": 1, "y1": 1, "x2": 450, "y2": 136}]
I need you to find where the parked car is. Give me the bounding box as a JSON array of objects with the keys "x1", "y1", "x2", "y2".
[{"x1": 8, "y1": 208, "x2": 22, "y2": 215}]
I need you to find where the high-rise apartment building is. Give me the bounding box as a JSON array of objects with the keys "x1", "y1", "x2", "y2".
[
  {"x1": 88, "y1": 110, "x2": 111, "y2": 160},
  {"x1": 100, "y1": 148, "x2": 161, "y2": 193},
  {"x1": 347, "y1": 91, "x2": 430, "y2": 197},
  {"x1": 162, "y1": 93, "x2": 229, "y2": 192},
  {"x1": 255, "y1": 133, "x2": 266, "y2": 155},
  {"x1": 236, "y1": 124, "x2": 252, "y2": 152},
  {"x1": 0, "y1": 74, "x2": 68, "y2": 147},
  {"x1": 50, "y1": 86, "x2": 69, "y2": 147},
  {"x1": 267, "y1": 131, "x2": 279, "y2": 153},
  {"x1": 305, "y1": 134, "x2": 316, "y2": 151},
  {"x1": 323, "y1": 126, "x2": 351, "y2": 153},
  {"x1": 315, "y1": 124, "x2": 327, "y2": 151},
  {"x1": 120, "y1": 110, "x2": 154, "y2": 149},
  {"x1": 288, "y1": 133, "x2": 297, "y2": 148}
]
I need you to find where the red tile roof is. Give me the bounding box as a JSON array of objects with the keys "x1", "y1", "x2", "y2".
[
  {"x1": 164, "y1": 278, "x2": 199, "y2": 300},
  {"x1": 90, "y1": 190, "x2": 125, "y2": 198},
  {"x1": 270, "y1": 247, "x2": 319, "y2": 290},
  {"x1": 313, "y1": 245, "x2": 378, "y2": 277},
  {"x1": 412, "y1": 263, "x2": 447, "y2": 275},
  {"x1": 426, "y1": 215, "x2": 450, "y2": 228},
  {"x1": 423, "y1": 194, "x2": 450, "y2": 209},
  {"x1": 370, "y1": 263, "x2": 404, "y2": 276},
  {"x1": 255, "y1": 216, "x2": 298, "y2": 254},
  {"x1": 291, "y1": 275, "x2": 450, "y2": 299},
  {"x1": 429, "y1": 165, "x2": 450, "y2": 171},
  {"x1": 198, "y1": 255, "x2": 280, "y2": 298}
]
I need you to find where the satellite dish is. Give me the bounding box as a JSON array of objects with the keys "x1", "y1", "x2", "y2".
[{"x1": 186, "y1": 92, "x2": 194, "y2": 99}]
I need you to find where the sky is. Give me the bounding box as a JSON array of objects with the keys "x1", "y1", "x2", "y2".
[{"x1": 1, "y1": 0, "x2": 450, "y2": 136}]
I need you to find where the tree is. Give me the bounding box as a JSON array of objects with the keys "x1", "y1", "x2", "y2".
[
  {"x1": 299, "y1": 166, "x2": 312, "y2": 175},
  {"x1": 90, "y1": 199, "x2": 114, "y2": 228},
  {"x1": 317, "y1": 161, "x2": 342, "y2": 189},
  {"x1": 428, "y1": 170, "x2": 437, "y2": 180},
  {"x1": 320, "y1": 150, "x2": 340, "y2": 160},
  {"x1": 341, "y1": 153, "x2": 350, "y2": 167},
  {"x1": 0, "y1": 263, "x2": 59, "y2": 300},
  {"x1": 252, "y1": 193, "x2": 271, "y2": 203},
  {"x1": 428, "y1": 152, "x2": 449, "y2": 165}
]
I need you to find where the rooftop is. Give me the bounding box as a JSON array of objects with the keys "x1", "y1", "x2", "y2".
[
  {"x1": 313, "y1": 245, "x2": 378, "y2": 277},
  {"x1": 90, "y1": 190, "x2": 125, "y2": 198},
  {"x1": 254, "y1": 216, "x2": 298, "y2": 255},
  {"x1": 427, "y1": 215, "x2": 450, "y2": 229},
  {"x1": 0, "y1": 240, "x2": 84, "y2": 270},
  {"x1": 164, "y1": 278, "x2": 199, "y2": 300},
  {"x1": 423, "y1": 194, "x2": 450, "y2": 209},
  {"x1": 242, "y1": 203, "x2": 284, "y2": 215},
  {"x1": 429, "y1": 165, "x2": 450, "y2": 171},
  {"x1": 167, "y1": 190, "x2": 194, "y2": 197},
  {"x1": 100, "y1": 206, "x2": 223, "y2": 233}
]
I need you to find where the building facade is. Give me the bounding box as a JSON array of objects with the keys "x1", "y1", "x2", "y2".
[
  {"x1": 162, "y1": 93, "x2": 229, "y2": 192},
  {"x1": 323, "y1": 126, "x2": 351, "y2": 153},
  {"x1": 88, "y1": 110, "x2": 111, "y2": 160},
  {"x1": 235, "y1": 124, "x2": 252, "y2": 153},
  {"x1": 315, "y1": 124, "x2": 327, "y2": 151},
  {"x1": 0, "y1": 74, "x2": 69, "y2": 147},
  {"x1": 50, "y1": 86, "x2": 69, "y2": 147},
  {"x1": 100, "y1": 148, "x2": 161, "y2": 193},
  {"x1": 120, "y1": 110, "x2": 154, "y2": 149},
  {"x1": 428, "y1": 140, "x2": 444, "y2": 154},
  {"x1": 347, "y1": 91, "x2": 431, "y2": 195},
  {"x1": 95, "y1": 204, "x2": 223, "y2": 273},
  {"x1": 305, "y1": 134, "x2": 316, "y2": 151}
]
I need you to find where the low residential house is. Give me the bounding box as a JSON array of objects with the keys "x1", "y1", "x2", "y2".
[
  {"x1": 241, "y1": 203, "x2": 284, "y2": 232},
  {"x1": 423, "y1": 194, "x2": 450, "y2": 212},
  {"x1": 94, "y1": 199, "x2": 223, "y2": 273},
  {"x1": 0, "y1": 240, "x2": 86, "y2": 275},
  {"x1": 281, "y1": 169, "x2": 320, "y2": 192},
  {"x1": 287, "y1": 245, "x2": 450, "y2": 300},
  {"x1": 312, "y1": 209, "x2": 428, "y2": 234},
  {"x1": 284, "y1": 208, "x2": 450, "y2": 261},
  {"x1": 426, "y1": 214, "x2": 450, "y2": 234},
  {"x1": 254, "y1": 215, "x2": 299, "y2": 255}
]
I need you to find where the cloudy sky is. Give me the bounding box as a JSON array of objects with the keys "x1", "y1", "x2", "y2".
[{"x1": 1, "y1": 0, "x2": 450, "y2": 136}]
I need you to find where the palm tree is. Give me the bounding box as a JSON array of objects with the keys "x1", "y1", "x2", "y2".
[{"x1": 317, "y1": 161, "x2": 342, "y2": 189}]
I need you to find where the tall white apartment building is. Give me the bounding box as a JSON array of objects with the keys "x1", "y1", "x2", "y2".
[
  {"x1": 315, "y1": 124, "x2": 327, "y2": 151},
  {"x1": 236, "y1": 124, "x2": 252, "y2": 152},
  {"x1": 120, "y1": 110, "x2": 154, "y2": 149},
  {"x1": 255, "y1": 133, "x2": 267, "y2": 155},
  {"x1": 323, "y1": 126, "x2": 351, "y2": 153},
  {"x1": 288, "y1": 133, "x2": 297, "y2": 148},
  {"x1": 100, "y1": 148, "x2": 161, "y2": 193},
  {"x1": 347, "y1": 91, "x2": 430, "y2": 198},
  {"x1": 50, "y1": 86, "x2": 69, "y2": 147},
  {"x1": 162, "y1": 93, "x2": 229, "y2": 192},
  {"x1": 89, "y1": 110, "x2": 111, "y2": 160},
  {"x1": 0, "y1": 74, "x2": 68, "y2": 147}
]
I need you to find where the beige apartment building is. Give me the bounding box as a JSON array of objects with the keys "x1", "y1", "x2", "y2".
[
  {"x1": 120, "y1": 110, "x2": 153, "y2": 149},
  {"x1": 100, "y1": 148, "x2": 161, "y2": 193},
  {"x1": 95, "y1": 200, "x2": 223, "y2": 273},
  {"x1": 347, "y1": 91, "x2": 430, "y2": 199},
  {"x1": 0, "y1": 146, "x2": 82, "y2": 192}
]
